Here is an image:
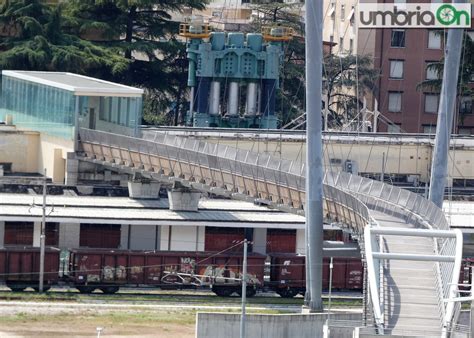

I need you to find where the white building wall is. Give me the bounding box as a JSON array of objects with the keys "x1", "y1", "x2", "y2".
[
  {"x1": 58, "y1": 223, "x2": 80, "y2": 249},
  {"x1": 170, "y1": 226, "x2": 201, "y2": 251}
]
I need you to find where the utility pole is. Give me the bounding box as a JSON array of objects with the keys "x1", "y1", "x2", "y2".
[
  {"x1": 240, "y1": 239, "x2": 248, "y2": 338},
  {"x1": 39, "y1": 169, "x2": 47, "y2": 292},
  {"x1": 429, "y1": 2, "x2": 465, "y2": 208},
  {"x1": 327, "y1": 257, "x2": 334, "y2": 322},
  {"x1": 304, "y1": 0, "x2": 324, "y2": 312}
]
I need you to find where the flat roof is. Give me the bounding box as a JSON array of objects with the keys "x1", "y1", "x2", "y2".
[
  {"x1": 0, "y1": 194, "x2": 307, "y2": 228},
  {"x1": 2, "y1": 71, "x2": 144, "y2": 97}
]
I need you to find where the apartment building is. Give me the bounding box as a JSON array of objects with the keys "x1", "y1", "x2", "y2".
[{"x1": 325, "y1": 0, "x2": 473, "y2": 133}]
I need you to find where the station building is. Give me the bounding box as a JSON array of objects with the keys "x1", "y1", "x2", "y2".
[{"x1": 0, "y1": 71, "x2": 143, "y2": 183}]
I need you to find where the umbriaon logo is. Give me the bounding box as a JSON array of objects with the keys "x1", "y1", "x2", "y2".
[{"x1": 358, "y1": 3, "x2": 471, "y2": 28}]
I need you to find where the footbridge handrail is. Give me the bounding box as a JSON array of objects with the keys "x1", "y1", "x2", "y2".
[{"x1": 77, "y1": 128, "x2": 462, "y2": 335}]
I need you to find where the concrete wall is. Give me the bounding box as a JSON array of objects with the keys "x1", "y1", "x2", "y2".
[
  {"x1": 196, "y1": 312, "x2": 362, "y2": 338},
  {"x1": 37, "y1": 134, "x2": 74, "y2": 184},
  {"x1": 0, "y1": 130, "x2": 39, "y2": 173},
  {"x1": 58, "y1": 223, "x2": 80, "y2": 249}
]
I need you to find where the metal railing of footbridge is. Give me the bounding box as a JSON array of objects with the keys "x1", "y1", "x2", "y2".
[{"x1": 78, "y1": 128, "x2": 462, "y2": 335}]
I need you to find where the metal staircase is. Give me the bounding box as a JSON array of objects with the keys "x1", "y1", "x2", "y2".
[{"x1": 77, "y1": 128, "x2": 464, "y2": 337}]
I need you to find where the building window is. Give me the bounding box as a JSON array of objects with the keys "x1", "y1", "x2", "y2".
[
  {"x1": 329, "y1": 35, "x2": 334, "y2": 43},
  {"x1": 391, "y1": 30, "x2": 405, "y2": 47},
  {"x1": 426, "y1": 62, "x2": 439, "y2": 80},
  {"x1": 423, "y1": 125, "x2": 437, "y2": 134},
  {"x1": 388, "y1": 92, "x2": 402, "y2": 112},
  {"x1": 460, "y1": 96, "x2": 473, "y2": 115},
  {"x1": 425, "y1": 94, "x2": 439, "y2": 113},
  {"x1": 339, "y1": 37, "x2": 344, "y2": 51},
  {"x1": 428, "y1": 30, "x2": 441, "y2": 49},
  {"x1": 389, "y1": 60, "x2": 404, "y2": 79},
  {"x1": 4, "y1": 222, "x2": 34, "y2": 246},
  {"x1": 341, "y1": 4, "x2": 345, "y2": 21},
  {"x1": 387, "y1": 124, "x2": 402, "y2": 133},
  {"x1": 349, "y1": 38, "x2": 354, "y2": 54}
]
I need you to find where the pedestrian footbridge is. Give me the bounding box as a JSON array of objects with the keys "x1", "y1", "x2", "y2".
[{"x1": 78, "y1": 128, "x2": 464, "y2": 337}]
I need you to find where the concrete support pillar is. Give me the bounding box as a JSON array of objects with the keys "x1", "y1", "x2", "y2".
[
  {"x1": 128, "y1": 181, "x2": 161, "y2": 199},
  {"x1": 252, "y1": 228, "x2": 267, "y2": 255},
  {"x1": 160, "y1": 225, "x2": 171, "y2": 251},
  {"x1": 197, "y1": 226, "x2": 205, "y2": 252},
  {"x1": 33, "y1": 222, "x2": 41, "y2": 247},
  {"x1": 120, "y1": 224, "x2": 130, "y2": 250},
  {"x1": 58, "y1": 223, "x2": 80, "y2": 249},
  {"x1": 0, "y1": 221, "x2": 4, "y2": 248},
  {"x1": 65, "y1": 152, "x2": 79, "y2": 186},
  {"x1": 168, "y1": 190, "x2": 201, "y2": 211},
  {"x1": 296, "y1": 228, "x2": 306, "y2": 254}
]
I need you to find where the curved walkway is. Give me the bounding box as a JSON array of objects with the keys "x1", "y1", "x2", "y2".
[{"x1": 78, "y1": 128, "x2": 463, "y2": 336}]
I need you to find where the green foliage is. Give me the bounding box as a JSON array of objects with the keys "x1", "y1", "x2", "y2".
[
  {"x1": 248, "y1": 2, "x2": 305, "y2": 128},
  {"x1": 0, "y1": 0, "x2": 129, "y2": 78},
  {"x1": 323, "y1": 53, "x2": 379, "y2": 127}
]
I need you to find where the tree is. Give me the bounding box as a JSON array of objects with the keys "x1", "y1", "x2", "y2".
[
  {"x1": 323, "y1": 53, "x2": 379, "y2": 128},
  {"x1": 0, "y1": 0, "x2": 128, "y2": 78},
  {"x1": 248, "y1": 2, "x2": 306, "y2": 128},
  {"x1": 417, "y1": 32, "x2": 473, "y2": 126},
  {"x1": 64, "y1": 0, "x2": 208, "y2": 125}
]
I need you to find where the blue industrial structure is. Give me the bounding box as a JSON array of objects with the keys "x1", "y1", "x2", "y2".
[{"x1": 181, "y1": 22, "x2": 291, "y2": 129}]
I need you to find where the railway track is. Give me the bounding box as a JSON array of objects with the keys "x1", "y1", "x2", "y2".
[{"x1": 0, "y1": 287, "x2": 362, "y2": 307}]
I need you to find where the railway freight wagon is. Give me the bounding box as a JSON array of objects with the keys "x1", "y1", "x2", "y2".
[
  {"x1": 69, "y1": 249, "x2": 266, "y2": 296},
  {"x1": 0, "y1": 248, "x2": 60, "y2": 292},
  {"x1": 267, "y1": 254, "x2": 363, "y2": 298}
]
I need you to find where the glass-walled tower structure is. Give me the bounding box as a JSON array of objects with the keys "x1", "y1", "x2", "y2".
[{"x1": 0, "y1": 71, "x2": 144, "y2": 140}]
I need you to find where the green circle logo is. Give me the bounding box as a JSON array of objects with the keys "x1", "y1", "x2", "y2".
[{"x1": 436, "y1": 4, "x2": 458, "y2": 25}]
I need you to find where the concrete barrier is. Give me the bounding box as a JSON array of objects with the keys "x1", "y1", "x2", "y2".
[{"x1": 196, "y1": 312, "x2": 362, "y2": 338}]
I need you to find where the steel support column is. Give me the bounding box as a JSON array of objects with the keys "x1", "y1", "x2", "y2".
[
  {"x1": 304, "y1": 0, "x2": 324, "y2": 312},
  {"x1": 429, "y1": 2, "x2": 465, "y2": 208}
]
